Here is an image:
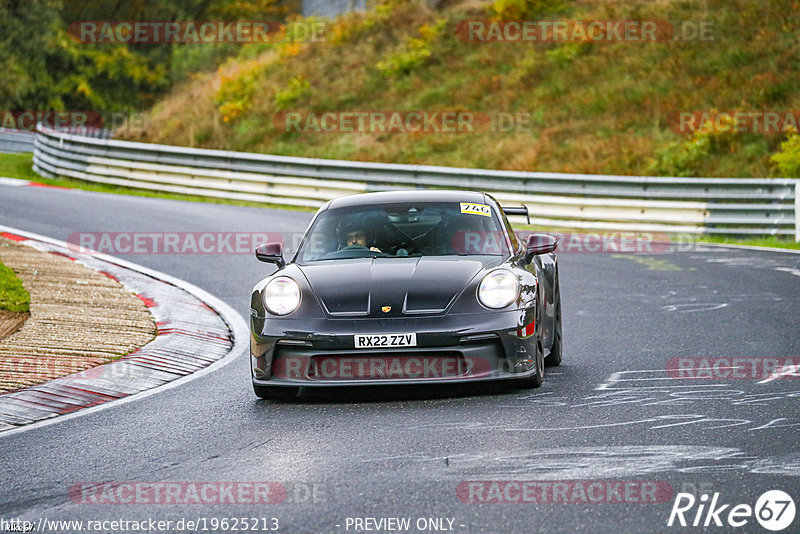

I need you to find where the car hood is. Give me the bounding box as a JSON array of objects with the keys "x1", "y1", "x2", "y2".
[{"x1": 297, "y1": 256, "x2": 502, "y2": 316}]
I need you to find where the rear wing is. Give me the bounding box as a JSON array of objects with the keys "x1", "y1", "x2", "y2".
[{"x1": 502, "y1": 206, "x2": 530, "y2": 224}]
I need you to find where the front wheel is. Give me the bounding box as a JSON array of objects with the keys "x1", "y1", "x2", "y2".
[
  {"x1": 515, "y1": 340, "x2": 544, "y2": 389},
  {"x1": 545, "y1": 276, "x2": 562, "y2": 367},
  {"x1": 253, "y1": 384, "x2": 299, "y2": 400}
]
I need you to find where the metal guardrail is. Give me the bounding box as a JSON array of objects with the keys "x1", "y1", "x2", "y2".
[
  {"x1": 2, "y1": 127, "x2": 112, "y2": 154},
  {"x1": 0, "y1": 129, "x2": 35, "y2": 153},
  {"x1": 32, "y1": 124, "x2": 800, "y2": 240}
]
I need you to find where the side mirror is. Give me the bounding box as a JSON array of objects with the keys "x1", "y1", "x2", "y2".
[
  {"x1": 524, "y1": 234, "x2": 557, "y2": 263},
  {"x1": 255, "y1": 242, "x2": 285, "y2": 269}
]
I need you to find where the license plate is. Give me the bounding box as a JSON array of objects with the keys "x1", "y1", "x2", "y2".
[{"x1": 354, "y1": 333, "x2": 417, "y2": 348}]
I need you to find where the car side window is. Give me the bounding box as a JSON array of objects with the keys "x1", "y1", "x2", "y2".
[{"x1": 302, "y1": 219, "x2": 338, "y2": 259}]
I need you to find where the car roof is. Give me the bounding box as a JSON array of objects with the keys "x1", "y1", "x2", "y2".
[{"x1": 327, "y1": 190, "x2": 489, "y2": 209}]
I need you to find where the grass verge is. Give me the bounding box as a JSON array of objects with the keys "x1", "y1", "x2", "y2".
[
  {"x1": 514, "y1": 223, "x2": 800, "y2": 251},
  {"x1": 0, "y1": 152, "x2": 39, "y2": 182},
  {"x1": 0, "y1": 259, "x2": 30, "y2": 313},
  {"x1": 693, "y1": 235, "x2": 800, "y2": 251}
]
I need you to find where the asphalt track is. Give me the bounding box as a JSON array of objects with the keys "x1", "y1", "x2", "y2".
[{"x1": 0, "y1": 184, "x2": 799, "y2": 534}]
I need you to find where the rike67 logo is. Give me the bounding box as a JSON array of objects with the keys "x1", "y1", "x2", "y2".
[{"x1": 667, "y1": 490, "x2": 796, "y2": 531}]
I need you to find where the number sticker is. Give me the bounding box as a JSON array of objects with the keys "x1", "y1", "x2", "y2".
[{"x1": 460, "y1": 202, "x2": 492, "y2": 217}]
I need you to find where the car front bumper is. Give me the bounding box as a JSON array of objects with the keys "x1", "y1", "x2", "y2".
[{"x1": 250, "y1": 309, "x2": 538, "y2": 387}]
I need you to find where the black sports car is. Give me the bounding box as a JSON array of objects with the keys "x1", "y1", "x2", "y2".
[{"x1": 250, "y1": 190, "x2": 561, "y2": 399}]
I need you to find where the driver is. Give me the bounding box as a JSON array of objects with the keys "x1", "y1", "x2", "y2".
[{"x1": 337, "y1": 219, "x2": 381, "y2": 252}]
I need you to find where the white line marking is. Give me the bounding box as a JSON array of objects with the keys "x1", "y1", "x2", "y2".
[
  {"x1": 662, "y1": 303, "x2": 728, "y2": 313},
  {"x1": 0, "y1": 177, "x2": 30, "y2": 186},
  {"x1": 758, "y1": 362, "x2": 800, "y2": 384},
  {"x1": 775, "y1": 267, "x2": 800, "y2": 277},
  {"x1": 596, "y1": 369, "x2": 730, "y2": 391}
]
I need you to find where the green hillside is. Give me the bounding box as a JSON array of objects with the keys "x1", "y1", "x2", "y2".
[{"x1": 121, "y1": 0, "x2": 800, "y2": 178}]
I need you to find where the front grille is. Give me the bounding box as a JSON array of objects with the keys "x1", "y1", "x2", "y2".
[
  {"x1": 307, "y1": 352, "x2": 466, "y2": 380},
  {"x1": 272, "y1": 341, "x2": 503, "y2": 381}
]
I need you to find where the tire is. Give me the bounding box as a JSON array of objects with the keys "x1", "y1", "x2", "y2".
[
  {"x1": 253, "y1": 384, "x2": 299, "y2": 400},
  {"x1": 515, "y1": 339, "x2": 544, "y2": 389},
  {"x1": 545, "y1": 276, "x2": 562, "y2": 367}
]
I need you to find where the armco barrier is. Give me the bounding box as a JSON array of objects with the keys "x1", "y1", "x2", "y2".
[
  {"x1": 0, "y1": 129, "x2": 35, "y2": 154},
  {"x1": 32, "y1": 124, "x2": 799, "y2": 240},
  {"x1": 2, "y1": 127, "x2": 111, "y2": 154}
]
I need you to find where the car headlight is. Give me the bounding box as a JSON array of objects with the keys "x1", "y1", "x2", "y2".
[
  {"x1": 477, "y1": 270, "x2": 519, "y2": 309},
  {"x1": 263, "y1": 276, "x2": 301, "y2": 315}
]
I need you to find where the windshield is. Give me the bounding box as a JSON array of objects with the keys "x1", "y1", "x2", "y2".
[{"x1": 296, "y1": 201, "x2": 510, "y2": 263}]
